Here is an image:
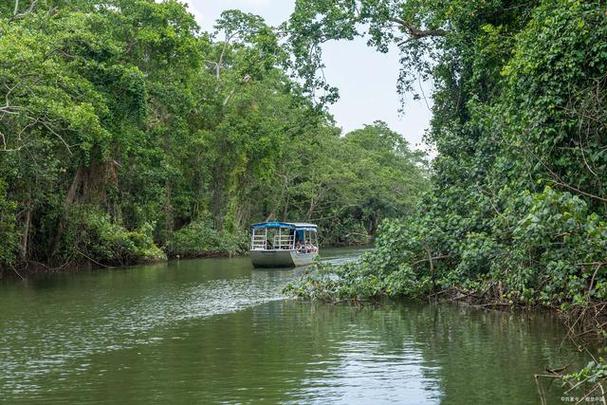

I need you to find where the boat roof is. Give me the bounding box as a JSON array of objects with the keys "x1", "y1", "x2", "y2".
[{"x1": 251, "y1": 221, "x2": 318, "y2": 231}]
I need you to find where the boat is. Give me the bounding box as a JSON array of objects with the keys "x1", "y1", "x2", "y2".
[{"x1": 249, "y1": 221, "x2": 319, "y2": 268}]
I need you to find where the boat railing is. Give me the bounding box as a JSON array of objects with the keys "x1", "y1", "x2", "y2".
[
  {"x1": 251, "y1": 234, "x2": 268, "y2": 250},
  {"x1": 250, "y1": 234, "x2": 295, "y2": 251},
  {"x1": 273, "y1": 235, "x2": 295, "y2": 250}
]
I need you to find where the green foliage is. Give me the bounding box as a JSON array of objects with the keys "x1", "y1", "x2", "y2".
[
  {"x1": 500, "y1": 187, "x2": 607, "y2": 305},
  {"x1": 287, "y1": 0, "x2": 607, "y2": 311},
  {"x1": 0, "y1": 180, "x2": 18, "y2": 266},
  {"x1": 286, "y1": 218, "x2": 435, "y2": 300},
  {"x1": 59, "y1": 206, "x2": 166, "y2": 266},
  {"x1": 166, "y1": 218, "x2": 247, "y2": 258},
  {"x1": 565, "y1": 358, "x2": 607, "y2": 385}
]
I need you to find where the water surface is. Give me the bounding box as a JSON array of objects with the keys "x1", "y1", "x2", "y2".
[{"x1": 0, "y1": 248, "x2": 588, "y2": 404}]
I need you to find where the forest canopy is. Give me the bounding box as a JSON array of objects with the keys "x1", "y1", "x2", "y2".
[{"x1": 0, "y1": 0, "x2": 428, "y2": 273}]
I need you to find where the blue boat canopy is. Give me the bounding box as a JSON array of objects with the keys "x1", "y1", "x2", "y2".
[{"x1": 251, "y1": 221, "x2": 318, "y2": 232}]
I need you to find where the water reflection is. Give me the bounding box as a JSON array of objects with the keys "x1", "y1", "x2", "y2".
[{"x1": 0, "y1": 248, "x2": 587, "y2": 404}]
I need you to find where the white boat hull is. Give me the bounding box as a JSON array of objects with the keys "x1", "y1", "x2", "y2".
[{"x1": 250, "y1": 250, "x2": 318, "y2": 268}]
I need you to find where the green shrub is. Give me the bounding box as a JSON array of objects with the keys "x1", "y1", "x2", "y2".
[
  {"x1": 61, "y1": 206, "x2": 166, "y2": 266},
  {"x1": 0, "y1": 180, "x2": 18, "y2": 269},
  {"x1": 166, "y1": 218, "x2": 247, "y2": 258},
  {"x1": 499, "y1": 187, "x2": 607, "y2": 306}
]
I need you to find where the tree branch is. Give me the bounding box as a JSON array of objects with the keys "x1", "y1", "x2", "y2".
[
  {"x1": 10, "y1": 0, "x2": 37, "y2": 21},
  {"x1": 551, "y1": 179, "x2": 607, "y2": 203},
  {"x1": 40, "y1": 121, "x2": 73, "y2": 155},
  {"x1": 216, "y1": 32, "x2": 237, "y2": 83},
  {"x1": 390, "y1": 17, "x2": 447, "y2": 45},
  {"x1": 412, "y1": 254, "x2": 452, "y2": 266},
  {"x1": 0, "y1": 105, "x2": 21, "y2": 115}
]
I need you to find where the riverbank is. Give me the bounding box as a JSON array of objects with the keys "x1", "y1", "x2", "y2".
[
  {"x1": 286, "y1": 258, "x2": 607, "y2": 399},
  {"x1": 0, "y1": 200, "x2": 376, "y2": 280},
  {"x1": 288, "y1": 259, "x2": 607, "y2": 335},
  {"x1": 0, "y1": 239, "x2": 372, "y2": 280}
]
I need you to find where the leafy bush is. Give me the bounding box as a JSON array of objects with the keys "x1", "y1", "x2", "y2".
[
  {"x1": 286, "y1": 217, "x2": 436, "y2": 301},
  {"x1": 60, "y1": 206, "x2": 166, "y2": 266},
  {"x1": 0, "y1": 180, "x2": 18, "y2": 269},
  {"x1": 166, "y1": 218, "x2": 247, "y2": 258},
  {"x1": 500, "y1": 187, "x2": 607, "y2": 306}
]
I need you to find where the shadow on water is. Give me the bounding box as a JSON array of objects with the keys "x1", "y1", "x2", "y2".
[{"x1": 0, "y1": 248, "x2": 588, "y2": 404}]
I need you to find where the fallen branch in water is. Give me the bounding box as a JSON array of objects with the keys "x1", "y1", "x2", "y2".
[
  {"x1": 75, "y1": 249, "x2": 115, "y2": 269},
  {"x1": 9, "y1": 265, "x2": 25, "y2": 280}
]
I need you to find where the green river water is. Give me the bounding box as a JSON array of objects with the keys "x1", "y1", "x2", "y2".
[{"x1": 0, "y1": 248, "x2": 592, "y2": 404}]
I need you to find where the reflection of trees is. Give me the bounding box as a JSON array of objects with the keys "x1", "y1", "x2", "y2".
[
  {"x1": 402, "y1": 303, "x2": 586, "y2": 404},
  {"x1": 275, "y1": 302, "x2": 587, "y2": 404}
]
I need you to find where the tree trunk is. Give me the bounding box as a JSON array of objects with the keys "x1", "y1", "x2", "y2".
[
  {"x1": 20, "y1": 200, "x2": 32, "y2": 260},
  {"x1": 163, "y1": 180, "x2": 174, "y2": 240},
  {"x1": 211, "y1": 166, "x2": 226, "y2": 231},
  {"x1": 306, "y1": 198, "x2": 315, "y2": 221},
  {"x1": 50, "y1": 167, "x2": 85, "y2": 258},
  {"x1": 51, "y1": 160, "x2": 117, "y2": 259},
  {"x1": 65, "y1": 166, "x2": 84, "y2": 207},
  {"x1": 282, "y1": 193, "x2": 289, "y2": 220}
]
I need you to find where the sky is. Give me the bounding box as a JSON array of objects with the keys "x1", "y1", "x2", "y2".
[{"x1": 182, "y1": 0, "x2": 433, "y2": 152}]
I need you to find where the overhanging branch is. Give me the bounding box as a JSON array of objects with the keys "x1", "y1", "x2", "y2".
[{"x1": 390, "y1": 17, "x2": 447, "y2": 45}]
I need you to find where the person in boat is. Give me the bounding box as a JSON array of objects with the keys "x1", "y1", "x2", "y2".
[{"x1": 308, "y1": 240, "x2": 319, "y2": 253}]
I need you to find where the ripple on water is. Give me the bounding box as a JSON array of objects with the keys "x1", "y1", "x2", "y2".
[
  {"x1": 287, "y1": 334, "x2": 443, "y2": 404},
  {"x1": 0, "y1": 264, "x2": 295, "y2": 396}
]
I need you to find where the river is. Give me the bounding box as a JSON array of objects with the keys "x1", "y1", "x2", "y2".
[{"x1": 0, "y1": 248, "x2": 590, "y2": 404}]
